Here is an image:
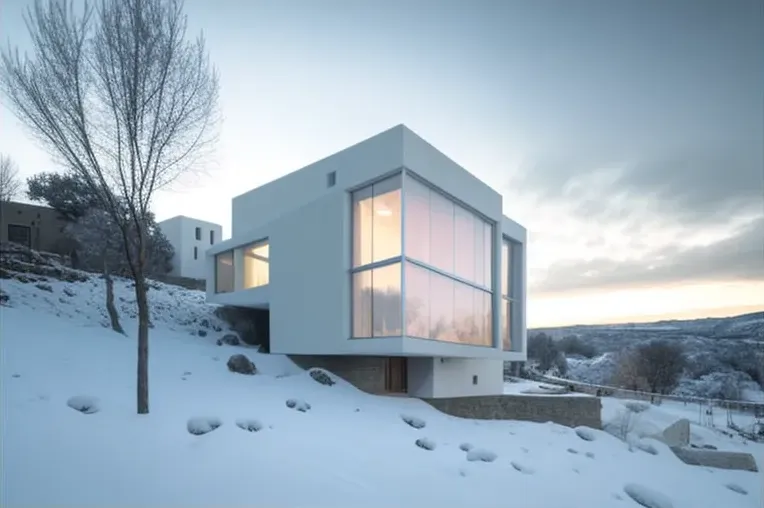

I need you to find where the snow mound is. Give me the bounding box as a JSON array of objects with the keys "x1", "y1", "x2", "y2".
[
  {"x1": 66, "y1": 395, "x2": 101, "y2": 414},
  {"x1": 414, "y1": 437, "x2": 436, "y2": 451},
  {"x1": 187, "y1": 417, "x2": 222, "y2": 435},
  {"x1": 466, "y1": 448, "x2": 497, "y2": 462},
  {"x1": 235, "y1": 419, "x2": 263, "y2": 433},
  {"x1": 285, "y1": 398, "x2": 311, "y2": 412},
  {"x1": 401, "y1": 414, "x2": 427, "y2": 429},
  {"x1": 623, "y1": 483, "x2": 674, "y2": 508}
]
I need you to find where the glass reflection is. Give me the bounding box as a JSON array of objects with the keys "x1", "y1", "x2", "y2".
[{"x1": 242, "y1": 241, "x2": 269, "y2": 289}]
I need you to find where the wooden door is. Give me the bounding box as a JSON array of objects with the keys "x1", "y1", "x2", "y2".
[{"x1": 385, "y1": 357, "x2": 408, "y2": 393}]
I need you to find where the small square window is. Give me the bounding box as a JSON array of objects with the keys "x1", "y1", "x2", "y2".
[
  {"x1": 326, "y1": 171, "x2": 337, "y2": 188},
  {"x1": 193, "y1": 246, "x2": 198, "y2": 260},
  {"x1": 472, "y1": 375, "x2": 478, "y2": 385},
  {"x1": 195, "y1": 227, "x2": 201, "y2": 240}
]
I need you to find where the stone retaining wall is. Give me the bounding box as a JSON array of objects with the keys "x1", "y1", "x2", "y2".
[
  {"x1": 288, "y1": 355, "x2": 387, "y2": 394},
  {"x1": 425, "y1": 394, "x2": 602, "y2": 429},
  {"x1": 671, "y1": 447, "x2": 759, "y2": 472}
]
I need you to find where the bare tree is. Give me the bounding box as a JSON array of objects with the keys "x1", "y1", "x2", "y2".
[
  {"x1": 1, "y1": 0, "x2": 219, "y2": 414},
  {"x1": 611, "y1": 341, "x2": 686, "y2": 395},
  {"x1": 0, "y1": 154, "x2": 22, "y2": 202}
]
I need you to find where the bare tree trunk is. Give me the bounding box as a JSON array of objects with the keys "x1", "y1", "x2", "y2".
[
  {"x1": 104, "y1": 260, "x2": 124, "y2": 335},
  {"x1": 135, "y1": 271, "x2": 150, "y2": 414}
]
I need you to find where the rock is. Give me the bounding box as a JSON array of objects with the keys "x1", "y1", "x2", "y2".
[
  {"x1": 67, "y1": 395, "x2": 100, "y2": 414},
  {"x1": 216, "y1": 333, "x2": 241, "y2": 346},
  {"x1": 35, "y1": 282, "x2": 53, "y2": 292},
  {"x1": 227, "y1": 354, "x2": 256, "y2": 375},
  {"x1": 401, "y1": 414, "x2": 426, "y2": 429},
  {"x1": 197, "y1": 329, "x2": 208, "y2": 337},
  {"x1": 200, "y1": 318, "x2": 210, "y2": 328},
  {"x1": 187, "y1": 417, "x2": 222, "y2": 435},
  {"x1": 623, "y1": 483, "x2": 674, "y2": 508},
  {"x1": 309, "y1": 368, "x2": 335, "y2": 386},
  {"x1": 285, "y1": 398, "x2": 311, "y2": 412},
  {"x1": 466, "y1": 448, "x2": 497, "y2": 462},
  {"x1": 415, "y1": 438, "x2": 436, "y2": 451},
  {"x1": 650, "y1": 419, "x2": 690, "y2": 447}
]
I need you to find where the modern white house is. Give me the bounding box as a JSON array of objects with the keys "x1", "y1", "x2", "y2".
[
  {"x1": 158, "y1": 215, "x2": 223, "y2": 280},
  {"x1": 206, "y1": 125, "x2": 527, "y2": 398}
]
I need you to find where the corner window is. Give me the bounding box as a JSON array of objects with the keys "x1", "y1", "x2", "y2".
[
  {"x1": 195, "y1": 227, "x2": 201, "y2": 241},
  {"x1": 501, "y1": 237, "x2": 521, "y2": 351},
  {"x1": 215, "y1": 251, "x2": 234, "y2": 294}
]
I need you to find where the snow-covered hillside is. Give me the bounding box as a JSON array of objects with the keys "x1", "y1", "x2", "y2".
[{"x1": 1, "y1": 271, "x2": 762, "y2": 507}]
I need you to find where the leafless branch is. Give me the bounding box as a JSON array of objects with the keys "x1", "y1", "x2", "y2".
[
  {"x1": 0, "y1": 154, "x2": 22, "y2": 202},
  {"x1": 0, "y1": 0, "x2": 220, "y2": 414}
]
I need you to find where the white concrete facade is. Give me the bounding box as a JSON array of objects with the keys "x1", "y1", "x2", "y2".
[
  {"x1": 158, "y1": 216, "x2": 223, "y2": 280},
  {"x1": 206, "y1": 125, "x2": 527, "y2": 398}
]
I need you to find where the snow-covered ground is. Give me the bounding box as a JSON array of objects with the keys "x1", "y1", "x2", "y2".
[{"x1": 1, "y1": 274, "x2": 762, "y2": 507}]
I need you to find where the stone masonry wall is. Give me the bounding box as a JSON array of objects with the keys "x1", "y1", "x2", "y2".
[
  {"x1": 288, "y1": 355, "x2": 387, "y2": 394},
  {"x1": 425, "y1": 394, "x2": 602, "y2": 429}
]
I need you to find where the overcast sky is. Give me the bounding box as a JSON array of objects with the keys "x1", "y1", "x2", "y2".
[{"x1": 1, "y1": 0, "x2": 762, "y2": 327}]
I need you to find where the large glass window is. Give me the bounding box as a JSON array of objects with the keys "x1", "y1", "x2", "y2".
[
  {"x1": 400, "y1": 174, "x2": 494, "y2": 347},
  {"x1": 352, "y1": 263, "x2": 402, "y2": 337},
  {"x1": 243, "y1": 240, "x2": 269, "y2": 289},
  {"x1": 403, "y1": 174, "x2": 491, "y2": 289},
  {"x1": 404, "y1": 177, "x2": 430, "y2": 263},
  {"x1": 429, "y1": 190, "x2": 455, "y2": 273},
  {"x1": 404, "y1": 263, "x2": 492, "y2": 347},
  {"x1": 404, "y1": 263, "x2": 430, "y2": 338},
  {"x1": 215, "y1": 251, "x2": 234, "y2": 294},
  {"x1": 353, "y1": 175, "x2": 401, "y2": 267}
]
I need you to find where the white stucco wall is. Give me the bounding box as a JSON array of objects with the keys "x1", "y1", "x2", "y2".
[
  {"x1": 408, "y1": 357, "x2": 504, "y2": 398},
  {"x1": 158, "y1": 216, "x2": 223, "y2": 280}
]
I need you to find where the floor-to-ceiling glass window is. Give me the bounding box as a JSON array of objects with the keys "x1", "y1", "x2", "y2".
[
  {"x1": 403, "y1": 174, "x2": 493, "y2": 347},
  {"x1": 351, "y1": 174, "x2": 402, "y2": 338}
]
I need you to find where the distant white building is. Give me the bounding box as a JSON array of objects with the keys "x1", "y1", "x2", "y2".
[{"x1": 157, "y1": 216, "x2": 223, "y2": 280}]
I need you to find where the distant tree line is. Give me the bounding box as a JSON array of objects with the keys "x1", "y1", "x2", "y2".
[
  {"x1": 25, "y1": 171, "x2": 176, "y2": 335},
  {"x1": 526, "y1": 331, "x2": 688, "y2": 396}
]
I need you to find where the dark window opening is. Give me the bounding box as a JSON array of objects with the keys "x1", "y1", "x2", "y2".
[
  {"x1": 472, "y1": 375, "x2": 478, "y2": 385},
  {"x1": 7, "y1": 224, "x2": 31, "y2": 248},
  {"x1": 209, "y1": 230, "x2": 215, "y2": 245},
  {"x1": 193, "y1": 246, "x2": 198, "y2": 260},
  {"x1": 195, "y1": 227, "x2": 201, "y2": 240},
  {"x1": 326, "y1": 171, "x2": 337, "y2": 188}
]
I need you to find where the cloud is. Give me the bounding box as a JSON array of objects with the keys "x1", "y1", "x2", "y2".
[
  {"x1": 510, "y1": 144, "x2": 763, "y2": 227},
  {"x1": 531, "y1": 215, "x2": 764, "y2": 294},
  {"x1": 507, "y1": 143, "x2": 764, "y2": 295}
]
